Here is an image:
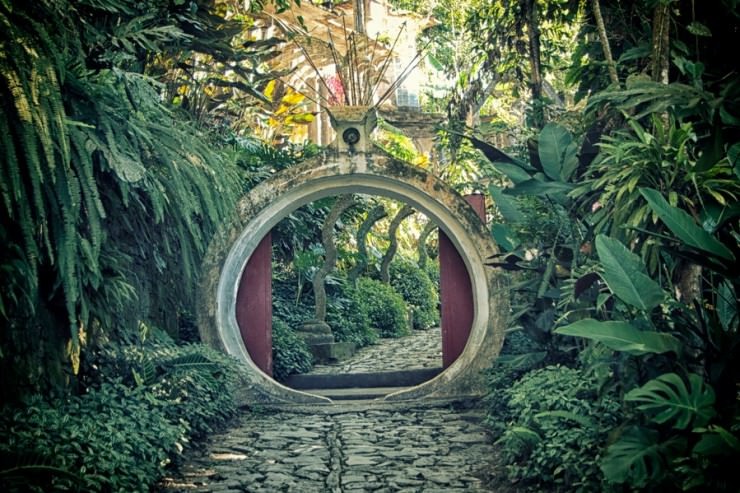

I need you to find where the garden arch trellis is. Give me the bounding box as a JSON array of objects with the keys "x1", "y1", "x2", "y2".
[{"x1": 197, "y1": 151, "x2": 508, "y2": 404}]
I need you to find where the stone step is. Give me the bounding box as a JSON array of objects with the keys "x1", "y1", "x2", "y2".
[
  {"x1": 285, "y1": 367, "x2": 443, "y2": 390},
  {"x1": 300, "y1": 386, "x2": 409, "y2": 400}
]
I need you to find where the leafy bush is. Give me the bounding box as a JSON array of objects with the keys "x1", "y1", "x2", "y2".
[
  {"x1": 355, "y1": 277, "x2": 410, "y2": 338},
  {"x1": 327, "y1": 283, "x2": 378, "y2": 347},
  {"x1": 424, "y1": 260, "x2": 440, "y2": 292},
  {"x1": 389, "y1": 258, "x2": 440, "y2": 330},
  {"x1": 0, "y1": 342, "x2": 243, "y2": 492},
  {"x1": 495, "y1": 365, "x2": 622, "y2": 492},
  {"x1": 271, "y1": 318, "x2": 313, "y2": 381},
  {"x1": 484, "y1": 330, "x2": 548, "y2": 437}
]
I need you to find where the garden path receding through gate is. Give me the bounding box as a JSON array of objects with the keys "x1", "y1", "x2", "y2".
[{"x1": 197, "y1": 148, "x2": 508, "y2": 405}]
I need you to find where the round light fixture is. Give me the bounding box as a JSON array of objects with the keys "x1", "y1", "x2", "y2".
[{"x1": 342, "y1": 127, "x2": 361, "y2": 146}]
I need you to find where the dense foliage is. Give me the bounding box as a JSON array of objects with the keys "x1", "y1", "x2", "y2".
[
  {"x1": 327, "y1": 283, "x2": 379, "y2": 347},
  {"x1": 355, "y1": 277, "x2": 411, "y2": 338},
  {"x1": 389, "y1": 257, "x2": 440, "y2": 330},
  {"x1": 2, "y1": 0, "x2": 737, "y2": 491},
  {"x1": 0, "y1": 337, "x2": 244, "y2": 491},
  {"x1": 271, "y1": 317, "x2": 314, "y2": 382},
  {"x1": 0, "y1": 0, "x2": 257, "y2": 401},
  {"x1": 475, "y1": 1, "x2": 740, "y2": 491}
]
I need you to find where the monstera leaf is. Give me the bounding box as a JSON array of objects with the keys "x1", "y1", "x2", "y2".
[
  {"x1": 595, "y1": 234, "x2": 666, "y2": 311},
  {"x1": 601, "y1": 426, "x2": 686, "y2": 486},
  {"x1": 625, "y1": 373, "x2": 716, "y2": 429}
]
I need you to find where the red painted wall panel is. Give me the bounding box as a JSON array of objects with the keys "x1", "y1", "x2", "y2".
[
  {"x1": 439, "y1": 195, "x2": 486, "y2": 368},
  {"x1": 235, "y1": 233, "x2": 273, "y2": 376}
]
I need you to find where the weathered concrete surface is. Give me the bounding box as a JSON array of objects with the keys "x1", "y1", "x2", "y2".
[
  {"x1": 158, "y1": 403, "x2": 499, "y2": 492},
  {"x1": 197, "y1": 149, "x2": 508, "y2": 405}
]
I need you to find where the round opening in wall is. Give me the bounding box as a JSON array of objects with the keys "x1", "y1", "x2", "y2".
[
  {"x1": 197, "y1": 153, "x2": 508, "y2": 405},
  {"x1": 342, "y1": 127, "x2": 361, "y2": 145}
]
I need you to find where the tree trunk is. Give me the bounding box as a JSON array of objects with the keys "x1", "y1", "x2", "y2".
[
  {"x1": 313, "y1": 195, "x2": 355, "y2": 322},
  {"x1": 348, "y1": 205, "x2": 387, "y2": 284},
  {"x1": 417, "y1": 220, "x2": 437, "y2": 270},
  {"x1": 380, "y1": 204, "x2": 415, "y2": 283},
  {"x1": 524, "y1": 0, "x2": 545, "y2": 128},
  {"x1": 651, "y1": 2, "x2": 671, "y2": 84},
  {"x1": 591, "y1": 0, "x2": 620, "y2": 86}
]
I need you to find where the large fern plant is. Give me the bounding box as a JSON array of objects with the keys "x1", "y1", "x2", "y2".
[{"x1": 0, "y1": 0, "x2": 245, "y2": 399}]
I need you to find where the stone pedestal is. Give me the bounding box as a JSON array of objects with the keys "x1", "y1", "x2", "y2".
[
  {"x1": 296, "y1": 320, "x2": 358, "y2": 364},
  {"x1": 310, "y1": 341, "x2": 357, "y2": 364},
  {"x1": 297, "y1": 320, "x2": 335, "y2": 345}
]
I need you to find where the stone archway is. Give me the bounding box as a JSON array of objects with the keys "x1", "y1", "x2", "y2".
[{"x1": 197, "y1": 152, "x2": 508, "y2": 404}]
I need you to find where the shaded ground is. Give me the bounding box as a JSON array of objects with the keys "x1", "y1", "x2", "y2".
[
  {"x1": 158, "y1": 402, "x2": 499, "y2": 492},
  {"x1": 156, "y1": 330, "x2": 523, "y2": 492}
]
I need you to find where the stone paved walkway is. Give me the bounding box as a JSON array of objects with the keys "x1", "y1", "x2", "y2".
[
  {"x1": 308, "y1": 329, "x2": 442, "y2": 375},
  {"x1": 158, "y1": 403, "x2": 497, "y2": 493}
]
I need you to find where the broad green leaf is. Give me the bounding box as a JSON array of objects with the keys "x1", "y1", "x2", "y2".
[
  {"x1": 693, "y1": 425, "x2": 740, "y2": 456},
  {"x1": 625, "y1": 373, "x2": 716, "y2": 429},
  {"x1": 491, "y1": 224, "x2": 518, "y2": 252},
  {"x1": 504, "y1": 426, "x2": 542, "y2": 444},
  {"x1": 504, "y1": 179, "x2": 574, "y2": 196},
  {"x1": 561, "y1": 140, "x2": 579, "y2": 181},
  {"x1": 496, "y1": 351, "x2": 547, "y2": 370},
  {"x1": 538, "y1": 123, "x2": 573, "y2": 181},
  {"x1": 596, "y1": 235, "x2": 665, "y2": 310},
  {"x1": 640, "y1": 188, "x2": 735, "y2": 261},
  {"x1": 601, "y1": 426, "x2": 685, "y2": 486},
  {"x1": 687, "y1": 21, "x2": 712, "y2": 37},
  {"x1": 554, "y1": 319, "x2": 681, "y2": 355},
  {"x1": 489, "y1": 185, "x2": 524, "y2": 222},
  {"x1": 728, "y1": 142, "x2": 740, "y2": 167},
  {"x1": 491, "y1": 161, "x2": 532, "y2": 184},
  {"x1": 717, "y1": 280, "x2": 738, "y2": 331}
]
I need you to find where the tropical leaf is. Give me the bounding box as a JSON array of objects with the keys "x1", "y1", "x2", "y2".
[
  {"x1": 491, "y1": 223, "x2": 518, "y2": 252},
  {"x1": 490, "y1": 161, "x2": 533, "y2": 184},
  {"x1": 625, "y1": 373, "x2": 716, "y2": 429},
  {"x1": 504, "y1": 178, "x2": 575, "y2": 196},
  {"x1": 496, "y1": 351, "x2": 547, "y2": 370},
  {"x1": 693, "y1": 425, "x2": 740, "y2": 456},
  {"x1": 595, "y1": 234, "x2": 665, "y2": 310},
  {"x1": 538, "y1": 122, "x2": 575, "y2": 181},
  {"x1": 639, "y1": 188, "x2": 735, "y2": 261},
  {"x1": 554, "y1": 319, "x2": 681, "y2": 355},
  {"x1": 717, "y1": 280, "x2": 738, "y2": 331},
  {"x1": 489, "y1": 185, "x2": 524, "y2": 222},
  {"x1": 601, "y1": 426, "x2": 685, "y2": 486}
]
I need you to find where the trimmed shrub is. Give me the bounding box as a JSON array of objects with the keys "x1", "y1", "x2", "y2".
[
  {"x1": 0, "y1": 341, "x2": 244, "y2": 492},
  {"x1": 423, "y1": 259, "x2": 440, "y2": 290},
  {"x1": 327, "y1": 281, "x2": 378, "y2": 347},
  {"x1": 271, "y1": 317, "x2": 313, "y2": 381},
  {"x1": 355, "y1": 277, "x2": 409, "y2": 338},
  {"x1": 389, "y1": 258, "x2": 440, "y2": 330}
]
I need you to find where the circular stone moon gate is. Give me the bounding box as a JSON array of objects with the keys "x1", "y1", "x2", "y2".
[{"x1": 197, "y1": 151, "x2": 508, "y2": 404}]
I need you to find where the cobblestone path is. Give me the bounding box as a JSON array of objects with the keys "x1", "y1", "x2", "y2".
[
  {"x1": 308, "y1": 329, "x2": 442, "y2": 375},
  {"x1": 159, "y1": 403, "x2": 497, "y2": 492}
]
